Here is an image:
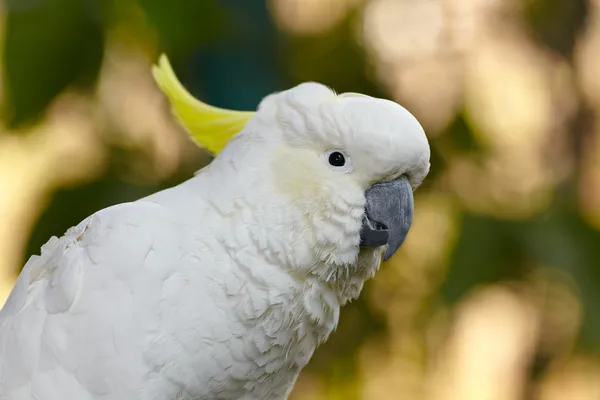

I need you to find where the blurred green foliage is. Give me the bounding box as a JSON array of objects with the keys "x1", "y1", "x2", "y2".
[{"x1": 3, "y1": 0, "x2": 105, "y2": 127}]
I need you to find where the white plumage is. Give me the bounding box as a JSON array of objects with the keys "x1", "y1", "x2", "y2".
[{"x1": 0, "y1": 82, "x2": 429, "y2": 399}]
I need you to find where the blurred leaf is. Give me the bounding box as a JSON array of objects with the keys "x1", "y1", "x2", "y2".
[
  {"x1": 444, "y1": 113, "x2": 486, "y2": 155},
  {"x1": 425, "y1": 112, "x2": 486, "y2": 192},
  {"x1": 443, "y1": 206, "x2": 600, "y2": 354},
  {"x1": 525, "y1": 209, "x2": 600, "y2": 354},
  {"x1": 186, "y1": 0, "x2": 283, "y2": 110},
  {"x1": 137, "y1": 0, "x2": 230, "y2": 60},
  {"x1": 441, "y1": 214, "x2": 529, "y2": 304},
  {"x1": 280, "y1": 10, "x2": 387, "y2": 99},
  {"x1": 522, "y1": 0, "x2": 589, "y2": 58},
  {"x1": 3, "y1": 0, "x2": 105, "y2": 128}
]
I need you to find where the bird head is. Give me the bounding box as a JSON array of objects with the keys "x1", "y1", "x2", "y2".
[{"x1": 153, "y1": 55, "x2": 430, "y2": 295}]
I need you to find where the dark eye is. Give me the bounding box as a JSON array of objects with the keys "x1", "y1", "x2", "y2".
[{"x1": 328, "y1": 151, "x2": 346, "y2": 167}]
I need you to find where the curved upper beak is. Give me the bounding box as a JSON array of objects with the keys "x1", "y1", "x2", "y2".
[{"x1": 359, "y1": 175, "x2": 414, "y2": 261}]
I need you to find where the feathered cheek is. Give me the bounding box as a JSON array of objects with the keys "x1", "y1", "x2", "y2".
[{"x1": 271, "y1": 148, "x2": 329, "y2": 201}]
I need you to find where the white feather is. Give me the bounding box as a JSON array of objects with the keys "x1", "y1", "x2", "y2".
[{"x1": 0, "y1": 82, "x2": 430, "y2": 399}]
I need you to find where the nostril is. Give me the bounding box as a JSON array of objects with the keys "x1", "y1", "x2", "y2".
[{"x1": 372, "y1": 220, "x2": 387, "y2": 231}]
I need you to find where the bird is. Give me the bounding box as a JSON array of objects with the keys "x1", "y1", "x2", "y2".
[{"x1": 0, "y1": 55, "x2": 430, "y2": 400}]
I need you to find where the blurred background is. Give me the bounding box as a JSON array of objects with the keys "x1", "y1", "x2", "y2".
[{"x1": 1, "y1": 0, "x2": 599, "y2": 398}]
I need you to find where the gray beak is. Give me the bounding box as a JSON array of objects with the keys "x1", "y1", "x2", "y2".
[{"x1": 359, "y1": 175, "x2": 414, "y2": 261}]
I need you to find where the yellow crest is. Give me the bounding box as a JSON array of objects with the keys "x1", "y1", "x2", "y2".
[{"x1": 152, "y1": 54, "x2": 255, "y2": 154}]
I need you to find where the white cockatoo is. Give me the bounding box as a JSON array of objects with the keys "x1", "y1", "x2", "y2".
[{"x1": 0, "y1": 55, "x2": 430, "y2": 400}]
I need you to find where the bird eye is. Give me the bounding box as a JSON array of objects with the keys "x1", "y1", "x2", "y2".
[
  {"x1": 328, "y1": 151, "x2": 346, "y2": 167},
  {"x1": 324, "y1": 149, "x2": 353, "y2": 173}
]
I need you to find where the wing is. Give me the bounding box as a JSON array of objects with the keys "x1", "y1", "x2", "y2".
[{"x1": 0, "y1": 200, "x2": 183, "y2": 400}]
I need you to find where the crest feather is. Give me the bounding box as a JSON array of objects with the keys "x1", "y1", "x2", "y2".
[{"x1": 152, "y1": 54, "x2": 255, "y2": 154}]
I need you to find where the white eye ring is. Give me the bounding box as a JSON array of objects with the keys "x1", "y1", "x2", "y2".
[{"x1": 324, "y1": 149, "x2": 354, "y2": 173}]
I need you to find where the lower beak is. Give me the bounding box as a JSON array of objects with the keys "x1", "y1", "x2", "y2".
[{"x1": 359, "y1": 175, "x2": 414, "y2": 261}]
